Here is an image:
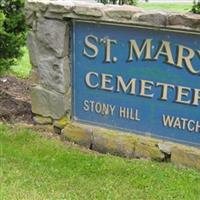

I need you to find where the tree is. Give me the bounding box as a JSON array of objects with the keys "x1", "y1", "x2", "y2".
[{"x1": 0, "y1": 0, "x2": 26, "y2": 74}]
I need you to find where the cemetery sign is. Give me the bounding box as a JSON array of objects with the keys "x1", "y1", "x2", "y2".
[{"x1": 73, "y1": 21, "x2": 200, "y2": 147}]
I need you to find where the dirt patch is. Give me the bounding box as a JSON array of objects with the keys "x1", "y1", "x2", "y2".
[{"x1": 0, "y1": 76, "x2": 33, "y2": 124}]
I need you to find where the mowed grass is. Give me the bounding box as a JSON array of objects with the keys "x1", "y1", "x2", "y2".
[
  {"x1": 1, "y1": 124, "x2": 200, "y2": 200},
  {"x1": 138, "y1": 3, "x2": 192, "y2": 12},
  {"x1": 10, "y1": 47, "x2": 32, "y2": 78}
]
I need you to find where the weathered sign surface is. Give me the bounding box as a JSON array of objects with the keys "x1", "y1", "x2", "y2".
[{"x1": 73, "y1": 20, "x2": 200, "y2": 147}]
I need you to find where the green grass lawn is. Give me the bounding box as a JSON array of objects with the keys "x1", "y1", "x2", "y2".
[
  {"x1": 138, "y1": 3, "x2": 192, "y2": 12},
  {"x1": 10, "y1": 47, "x2": 32, "y2": 78},
  {"x1": 1, "y1": 124, "x2": 200, "y2": 200}
]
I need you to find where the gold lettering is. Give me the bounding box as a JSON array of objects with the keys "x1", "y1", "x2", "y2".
[
  {"x1": 154, "y1": 41, "x2": 175, "y2": 65},
  {"x1": 83, "y1": 100, "x2": 90, "y2": 111},
  {"x1": 101, "y1": 73, "x2": 114, "y2": 91},
  {"x1": 116, "y1": 76, "x2": 136, "y2": 94},
  {"x1": 140, "y1": 80, "x2": 154, "y2": 98},
  {"x1": 173, "y1": 118, "x2": 181, "y2": 129},
  {"x1": 192, "y1": 89, "x2": 200, "y2": 106},
  {"x1": 85, "y1": 72, "x2": 99, "y2": 88},
  {"x1": 156, "y1": 82, "x2": 175, "y2": 101},
  {"x1": 176, "y1": 45, "x2": 200, "y2": 74},
  {"x1": 195, "y1": 121, "x2": 200, "y2": 133},
  {"x1": 109, "y1": 105, "x2": 115, "y2": 116},
  {"x1": 83, "y1": 35, "x2": 99, "y2": 58},
  {"x1": 175, "y1": 86, "x2": 191, "y2": 105},
  {"x1": 180, "y1": 118, "x2": 188, "y2": 130},
  {"x1": 95, "y1": 103, "x2": 102, "y2": 114},
  {"x1": 162, "y1": 115, "x2": 174, "y2": 128},
  {"x1": 187, "y1": 120, "x2": 195, "y2": 132},
  {"x1": 101, "y1": 38, "x2": 117, "y2": 63},
  {"x1": 128, "y1": 39, "x2": 152, "y2": 61},
  {"x1": 119, "y1": 107, "x2": 126, "y2": 118}
]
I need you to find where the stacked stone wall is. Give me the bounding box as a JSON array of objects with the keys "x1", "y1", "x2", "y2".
[{"x1": 26, "y1": 0, "x2": 200, "y2": 170}]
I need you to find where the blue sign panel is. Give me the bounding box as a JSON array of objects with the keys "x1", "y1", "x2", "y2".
[{"x1": 73, "y1": 20, "x2": 200, "y2": 147}]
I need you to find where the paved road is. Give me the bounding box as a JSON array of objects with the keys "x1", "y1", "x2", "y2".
[
  {"x1": 140, "y1": 0, "x2": 194, "y2": 3},
  {"x1": 77, "y1": 0, "x2": 197, "y2": 3}
]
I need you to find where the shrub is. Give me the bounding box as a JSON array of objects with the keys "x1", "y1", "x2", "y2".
[
  {"x1": 127, "y1": 0, "x2": 138, "y2": 5},
  {"x1": 0, "y1": 0, "x2": 26, "y2": 74},
  {"x1": 192, "y1": 1, "x2": 200, "y2": 14}
]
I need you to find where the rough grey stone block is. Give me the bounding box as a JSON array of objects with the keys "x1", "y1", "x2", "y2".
[
  {"x1": 36, "y1": 19, "x2": 68, "y2": 58},
  {"x1": 171, "y1": 146, "x2": 200, "y2": 170},
  {"x1": 73, "y1": 2, "x2": 103, "y2": 17},
  {"x1": 62, "y1": 124, "x2": 93, "y2": 149},
  {"x1": 92, "y1": 130, "x2": 135, "y2": 158},
  {"x1": 27, "y1": 29, "x2": 70, "y2": 94},
  {"x1": 27, "y1": 31, "x2": 56, "y2": 67},
  {"x1": 25, "y1": 10, "x2": 35, "y2": 27},
  {"x1": 44, "y1": 2, "x2": 74, "y2": 19},
  {"x1": 158, "y1": 143, "x2": 171, "y2": 155},
  {"x1": 31, "y1": 85, "x2": 69, "y2": 119},
  {"x1": 27, "y1": 31, "x2": 40, "y2": 68},
  {"x1": 33, "y1": 115, "x2": 53, "y2": 125},
  {"x1": 25, "y1": 0, "x2": 48, "y2": 12},
  {"x1": 168, "y1": 13, "x2": 200, "y2": 29},
  {"x1": 38, "y1": 56, "x2": 70, "y2": 94},
  {"x1": 133, "y1": 12, "x2": 167, "y2": 26},
  {"x1": 105, "y1": 5, "x2": 143, "y2": 20},
  {"x1": 48, "y1": 2, "x2": 73, "y2": 13}
]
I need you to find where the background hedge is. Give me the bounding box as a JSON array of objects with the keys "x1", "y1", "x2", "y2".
[
  {"x1": 0, "y1": 0, "x2": 26, "y2": 74},
  {"x1": 192, "y1": 1, "x2": 200, "y2": 14}
]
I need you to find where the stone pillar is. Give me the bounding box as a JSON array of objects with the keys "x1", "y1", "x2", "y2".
[{"x1": 28, "y1": 17, "x2": 71, "y2": 120}]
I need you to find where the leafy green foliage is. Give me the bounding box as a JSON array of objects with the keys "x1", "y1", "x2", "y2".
[
  {"x1": 128, "y1": 0, "x2": 137, "y2": 6},
  {"x1": 99, "y1": 0, "x2": 137, "y2": 6},
  {"x1": 192, "y1": 1, "x2": 200, "y2": 14},
  {"x1": 0, "y1": 0, "x2": 26, "y2": 74},
  {"x1": 0, "y1": 11, "x2": 5, "y2": 31}
]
